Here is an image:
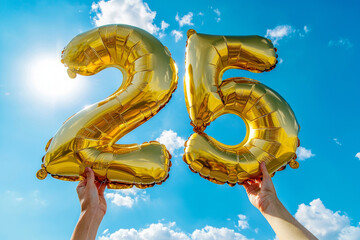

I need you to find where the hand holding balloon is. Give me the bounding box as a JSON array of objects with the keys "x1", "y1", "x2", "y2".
[
  {"x1": 71, "y1": 167, "x2": 107, "y2": 240},
  {"x1": 76, "y1": 167, "x2": 107, "y2": 216},
  {"x1": 243, "y1": 162, "x2": 278, "y2": 214},
  {"x1": 243, "y1": 163, "x2": 318, "y2": 240}
]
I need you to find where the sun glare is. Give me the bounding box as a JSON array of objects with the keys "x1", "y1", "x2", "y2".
[{"x1": 29, "y1": 55, "x2": 83, "y2": 101}]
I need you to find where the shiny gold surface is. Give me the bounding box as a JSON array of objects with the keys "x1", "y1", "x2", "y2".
[
  {"x1": 37, "y1": 25, "x2": 178, "y2": 189},
  {"x1": 184, "y1": 30, "x2": 299, "y2": 185}
]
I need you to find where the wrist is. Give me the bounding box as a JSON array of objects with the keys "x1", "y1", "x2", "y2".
[
  {"x1": 81, "y1": 206, "x2": 105, "y2": 218},
  {"x1": 259, "y1": 195, "x2": 284, "y2": 215},
  {"x1": 80, "y1": 208, "x2": 104, "y2": 228}
]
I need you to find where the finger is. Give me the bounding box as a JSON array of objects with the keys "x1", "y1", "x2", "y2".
[
  {"x1": 246, "y1": 179, "x2": 254, "y2": 185},
  {"x1": 254, "y1": 178, "x2": 262, "y2": 184},
  {"x1": 76, "y1": 180, "x2": 86, "y2": 191},
  {"x1": 98, "y1": 182, "x2": 106, "y2": 196},
  {"x1": 77, "y1": 179, "x2": 87, "y2": 187},
  {"x1": 260, "y1": 162, "x2": 271, "y2": 181},
  {"x1": 85, "y1": 167, "x2": 96, "y2": 187},
  {"x1": 243, "y1": 182, "x2": 259, "y2": 195}
]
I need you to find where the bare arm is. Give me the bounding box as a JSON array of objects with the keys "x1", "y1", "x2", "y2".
[
  {"x1": 243, "y1": 162, "x2": 317, "y2": 240},
  {"x1": 71, "y1": 167, "x2": 107, "y2": 240}
]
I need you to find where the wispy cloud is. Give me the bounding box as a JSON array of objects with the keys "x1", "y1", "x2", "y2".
[
  {"x1": 6, "y1": 190, "x2": 24, "y2": 202},
  {"x1": 265, "y1": 25, "x2": 295, "y2": 45},
  {"x1": 213, "y1": 8, "x2": 221, "y2": 22},
  {"x1": 171, "y1": 30, "x2": 183, "y2": 43},
  {"x1": 156, "y1": 129, "x2": 185, "y2": 155},
  {"x1": 161, "y1": 20, "x2": 169, "y2": 31},
  {"x1": 304, "y1": 25, "x2": 310, "y2": 33},
  {"x1": 265, "y1": 25, "x2": 309, "y2": 45},
  {"x1": 237, "y1": 214, "x2": 249, "y2": 230},
  {"x1": 295, "y1": 198, "x2": 360, "y2": 240},
  {"x1": 192, "y1": 226, "x2": 251, "y2": 240},
  {"x1": 296, "y1": 146, "x2": 315, "y2": 160},
  {"x1": 355, "y1": 152, "x2": 360, "y2": 160},
  {"x1": 91, "y1": 0, "x2": 162, "y2": 35},
  {"x1": 328, "y1": 38, "x2": 353, "y2": 49},
  {"x1": 6, "y1": 190, "x2": 46, "y2": 206},
  {"x1": 105, "y1": 188, "x2": 149, "y2": 208},
  {"x1": 333, "y1": 138, "x2": 342, "y2": 146},
  {"x1": 158, "y1": 20, "x2": 170, "y2": 38},
  {"x1": 99, "y1": 221, "x2": 253, "y2": 240},
  {"x1": 175, "y1": 12, "x2": 194, "y2": 27}
]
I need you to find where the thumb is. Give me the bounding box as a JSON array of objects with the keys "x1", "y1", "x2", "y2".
[{"x1": 260, "y1": 162, "x2": 271, "y2": 181}]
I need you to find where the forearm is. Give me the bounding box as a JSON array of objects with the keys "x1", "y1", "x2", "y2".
[
  {"x1": 71, "y1": 209, "x2": 104, "y2": 240},
  {"x1": 87, "y1": 210, "x2": 105, "y2": 240},
  {"x1": 261, "y1": 198, "x2": 318, "y2": 240}
]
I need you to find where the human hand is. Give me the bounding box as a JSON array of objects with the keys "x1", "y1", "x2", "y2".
[
  {"x1": 243, "y1": 162, "x2": 279, "y2": 214},
  {"x1": 76, "y1": 167, "x2": 107, "y2": 217},
  {"x1": 72, "y1": 167, "x2": 107, "y2": 240}
]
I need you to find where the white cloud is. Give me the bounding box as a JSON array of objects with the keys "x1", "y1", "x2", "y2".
[
  {"x1": 99, "y1": 222, "x2": 252, "y2": 240},
  {"x1": 265, "y1": 25, "x2": 295, "y2": 45},
  {"x1": 6, "y1": 191, "x2": 24, "y2": 202},
  {"x1": 175, "y1": 12, "x2": 194, "y2": 27},
  {"x1": 105, "y1": 188, "x2": 148, "y2": 208},
  {"x1": 91, "y1": 0, "x2": 160, "y2": 35},
  {"x1": 333, "y1": 138, "x2": 342, "y2": 146},
  {"x1": 156, "y1": 130, "x2": 185, "y2": 155},
  {"x1": 198, "y1": 12, "x2": 204, "y2": 16},
  {"x1": 237, "y1": 214, "x2": 249, "y2": 230},
  {"x1": 265, "y1": 25, "x2": 309, "y2": 45},
  {"x1": 339, "y1": 225, "x2": 360, "y2": 240},
  {"x1": 278, "y1": 58, "x2": 284, "y2": 64},
  {"x1": 6, "y1": 190, "x2": 46, "y2": 206},
  {"x1": 296, "y1": 146, "x2": 315, "y2": 160},
  {"x1": 355, "y1": 152, "x2": 360, "y2": 160},
  {"x1": 295, "y1": 199, "x2": 360, "y2": 240},
  {"x1": 32, "y1": 190, "x2": 47, "y2": 206},
  {"x1": 213, "y1": 8, "x2": 221, "y2": 22},
  {"x1": 328, "y1": 38, "x2": 353, "y2": 49},
  {"x1": 4, "y1": 92, "x2": 10, "y2": 96},
  {"x1": 192, "y1": 226, "x2": 251, "y2": 240},
  {"x1": 171, "y1": 30, "x2": 183, "y2": 42},
  {"x1": 99, "y1": 222, "x2": 190, "y2": 240},
  {"x1": 161, "y1": 20, "x2": 169, "y2": 31},
  {"x1": 158, "y1": 20, "x2": 170, "y2": 38},
  {"x1": 304, "y1": 25, "x2": 310, "y2": 33}
]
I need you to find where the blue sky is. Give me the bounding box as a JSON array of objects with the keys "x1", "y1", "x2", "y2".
[{"x1": 1, "y1": 0, "x2": 359, "y2": 239}]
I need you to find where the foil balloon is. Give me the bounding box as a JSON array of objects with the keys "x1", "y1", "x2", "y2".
[
  {"x1": 183, "y1": 30, "x2": 300, "y2": 186},
  {"x1": 36, "y1": 24, "x2": 178, "y2": 189}
]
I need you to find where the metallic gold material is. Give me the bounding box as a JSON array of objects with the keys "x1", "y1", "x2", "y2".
[
  {"x1": 36, "y1": 164, "x2": 48, "y2": 180},
  {"x1": 289, "y1": 159, "x2": 300, "y2": 169},
  {"x1": 37, "y1": 25, "x2": 178, "y2": 189},
  {"x1": 183, "y1": 30, "x2": 299, "y2": 185}
]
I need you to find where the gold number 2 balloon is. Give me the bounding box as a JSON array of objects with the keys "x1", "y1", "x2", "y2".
[
  {"x1": 36, "y1": 24, "x2": 178, "y2": 189},
  {"x1": 183, "y1": 30, "x2": 300, "y2": 186}
]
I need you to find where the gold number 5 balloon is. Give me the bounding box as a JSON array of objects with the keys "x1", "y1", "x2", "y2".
[
  {"x1": 183, "y1": 30, "x2": 300, "y2": 186},
  {"x1": 36, "y1": 24, "x2": 178, "y2": 189}
]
